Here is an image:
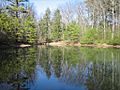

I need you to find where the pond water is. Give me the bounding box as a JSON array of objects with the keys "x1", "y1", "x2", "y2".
[{"x1": 0, "y1": 46, "x2": 120, "y2": 90}]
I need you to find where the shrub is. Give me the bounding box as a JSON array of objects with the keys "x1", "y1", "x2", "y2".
[
  {"x1": 81, "y1": 28, "x2": 98, "y2": 44},
  {"x1": 64, "y1": 22, "x2": 80, "y2": 42},
  {"x1": 107, "y1": 37, "x2": 120, "y2": 45}
]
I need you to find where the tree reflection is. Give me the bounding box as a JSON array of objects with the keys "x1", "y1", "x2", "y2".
[
  {"x1": 0, "y1": 48, "x2": 36, "y2": 90},
  {"x1": 0, "y1": 46, "x2": 120, "y2": 90},
  {"x1": 37, "y1": 46, "x2": 120, "y2": 90}
]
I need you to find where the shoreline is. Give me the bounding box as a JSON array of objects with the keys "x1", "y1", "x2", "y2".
[
  {"x1": 1, "y1": 41, "x2": 120, "y2": 49},
  {"x1": 0, "y1": 43, "x2": 32, "y2": 49},
  {"x1": 48, "y1": 41, "x2": 120, "y2": 48}
]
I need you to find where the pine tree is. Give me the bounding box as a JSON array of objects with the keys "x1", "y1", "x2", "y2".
[{"x1": 52, "y1": 9, "x2": 62, "y2": 41}]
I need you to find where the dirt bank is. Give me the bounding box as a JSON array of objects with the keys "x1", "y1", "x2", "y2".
[{"x1": 48, "y1": 41, "x2": 120, "y2": 48}]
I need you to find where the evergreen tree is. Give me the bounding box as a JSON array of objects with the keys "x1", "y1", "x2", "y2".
[
  {"x1": 44, "y1": 8, "x2": 51, "y2": 42},
  {"x1": 52, "y1": 9, "x2": 62, "y2": 41},
  {"x1": 0, "y1": 0, "x2": 36, "y2": 44},
  {"x1": 38, "y1": 8, "x2": 51, "y2": 42}
]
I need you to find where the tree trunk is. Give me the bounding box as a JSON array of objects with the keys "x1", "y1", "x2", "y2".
[
  {"x1": 111, "y1": 0, "x2": 115, "y2": 40},
  {"x1": 15, "y1": 0, "x2": 19, "y2": 43},
  {"x1": 103, "y1": 10, "x2": 106, "y2": 40}
]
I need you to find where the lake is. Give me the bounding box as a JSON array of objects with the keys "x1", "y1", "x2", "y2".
[{"x1": 0, "y1": 46, "x2": 120, "y2": 90}]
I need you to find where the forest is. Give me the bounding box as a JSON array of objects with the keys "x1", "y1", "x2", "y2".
[
  {"x1": 0, "y1": 1, "x2": 120, "y2": 90},
  {"x1": 0, "y1": 0, "x2": 120, "y2": 46}
]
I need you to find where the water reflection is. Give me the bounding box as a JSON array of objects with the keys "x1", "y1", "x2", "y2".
[
  {"x1": 0, "y1": 48, "x2": 36, "y2": 90},
  {"x1": 0, "y1": 46, "x2": 120, "y2": 90}
]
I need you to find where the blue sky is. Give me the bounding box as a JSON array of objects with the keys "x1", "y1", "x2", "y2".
[{"x1": 29, "y1": 0, "x2": 84, "y2": 17}]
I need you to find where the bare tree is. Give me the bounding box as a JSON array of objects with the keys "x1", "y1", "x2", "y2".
[
  {"x1": 60, "y1": 1, "x2": 74, "y2": 25},
  {"x1": 76, "y1": 2, "x2": 87, "y2": 39}
]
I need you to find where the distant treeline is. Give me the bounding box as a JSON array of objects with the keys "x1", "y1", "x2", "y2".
[
  {"x1": 0, "y1": 0, "x2": 120, "y2": 45},
  {"x1": 38, "y1": 0, "x2": 120, "y2": 45}
]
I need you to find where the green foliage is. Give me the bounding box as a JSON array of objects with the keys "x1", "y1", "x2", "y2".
[
  {"x1": 51, "y1": 9, "x2": 62, "y2": 41},
  {"x1": 0, "y1": 0, "x2": 36, "y2": 44},
  {"x1": 38, "y1": 8, "x2": 62, "y2": 42},
  {"x1": 20, "y1": 16, "x2": 36, "y2": 43},
  {"x1": 80, "y1": 28, "x2": 98, "y2": 44},
  {"x1": 38, "y1": 8, "x2": 51, "y2": 42},
  {"x1": 64, "y1": 22, "x2": 80, "y2": 42},
  {"x1": 107, "y1": 37, "x2": 120, "y2": 45},
  {"x1": 0, "y1": 13, "x2": 36, "y2": 44},
  {"x1": 0, "y1": 13, "x2": 19, "y2": 41}
]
